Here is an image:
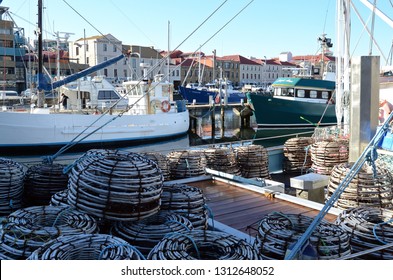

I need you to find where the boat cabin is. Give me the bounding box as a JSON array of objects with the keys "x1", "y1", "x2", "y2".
[{"x1": 271, "y1": 77, "x2": 335, "y2": 104}]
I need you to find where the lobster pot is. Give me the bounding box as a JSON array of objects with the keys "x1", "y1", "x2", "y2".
[
  {"x1": 148, "y1": 230, "x2": 261, "y2": 260},
  {"x1": 335, "y1": 207, "x2": 393, "y2": 259},
  {"x1": 203, "y1": 147, "x2": 241, "y2": 175},
  {"x1": 111, "y1": 212, "x2": 193, "y2": 256},
  {"x1": 0, "y1": 157, "x2": 25, "y2": 216},
  {"x1": 160, "y1": 184, "x2": 208, "y2": 229},
  {"x1": 254, "y1": 212, "x2": 351, "y2": 260},
  {"x1": 141, "y1": 152, "x2": 171, "y2": 181},
  {"x1": 50, "y1": 189, "x2": 69, "y2": 207},
  {"x1": 23, "y1": 163, "x2": 69, "y2": 207},
  {"x1": 376, "y1": 153, "x2": 393, "y2": 176},
  {"x1": 283, "y1": 137, "x2": 313, "y2": 173},
  {"x1": 310, "y1": 140, "x2": 349, "y2": 175},
  {"x1": 67, "y1": 149, "x2": 163, "y2": 222},
  {"x1": 327, "y1": 162, "x2": 393, "y2": 210},
  {"x1": 0, "y1": 205, "x2": 98, "y2": 260},
  {"x1": 167, "y1": 150, "x2": 207, "y2": 179},
  {"x1": 28, "y1": 233, "x2": 143, "y2": 260},
  {"x1": 234, "y1": 145, "x2": 270, "y2": 179}
]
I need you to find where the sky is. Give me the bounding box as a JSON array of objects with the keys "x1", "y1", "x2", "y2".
[{"x1": 3, "y1": 0, "x2": 393, "y2": 65}]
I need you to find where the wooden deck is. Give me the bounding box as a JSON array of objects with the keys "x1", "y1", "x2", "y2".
[{"x1": 187, "y1": 178, "x2": 338, "y2": 238}]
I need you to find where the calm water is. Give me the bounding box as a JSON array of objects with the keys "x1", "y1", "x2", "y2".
[{"x1": 188, "y1": 106, "x2": 314, "y2": 148}]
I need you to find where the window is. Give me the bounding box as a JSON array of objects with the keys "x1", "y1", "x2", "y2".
[
  {"x1": 322, "y1": 91, "x2": 329, "y2": 99},
  {"x1": 98, "y1": 90, "x2": 120, "y2": 100},
  {"x1": 103, "y1": 43, "x2": 107, "y2": 51},
  {"x1": 86, "y1": 44, "x2": 89, "y2": 51},
  {"x1": 86, "y1": 57, "x2": 89, "y2": 64},
  {"x1": 114, "y1": 69, "x2": 118, "y2": 77},
  {"x1": 113, "y1": 45, "x2": 117, "y2": 52},
  {"x1": 310, "y1": 90, "x2": 318, "y2": 98},
  {"x1": 123, "y1": 69, "x2": 127, "y2": 77},
  {"x1": 75, "y1": 47, "x2": 79, "y2": 56},
  {"x1": 104, "y1": 69, "x2": 108, "y2": 76}
]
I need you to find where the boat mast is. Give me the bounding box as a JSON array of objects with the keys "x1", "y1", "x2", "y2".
[{"x1": 37, "y1": 0, "x2": 45, "y2": 108}]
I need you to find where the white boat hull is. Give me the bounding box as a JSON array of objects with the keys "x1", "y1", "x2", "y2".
[{"x1": 0, "y1": 110, "x2": 189, "y2": 155}]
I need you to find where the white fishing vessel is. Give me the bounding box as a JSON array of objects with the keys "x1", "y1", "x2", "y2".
[{"x1": 0, "y1": 0, "x2": 189, "y2": 156}]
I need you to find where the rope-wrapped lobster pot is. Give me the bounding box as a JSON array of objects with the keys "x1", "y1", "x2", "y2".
[
  {"x1": 327, "y1": 162, "x2": 393, "y2": 210},
  {"x1": 67, "y1": 149, "x2": 163, "y2": 222},
  {"x1": 27, "y1": 233, "x2": 143, "y2": 260},
  {"x1": 0, "y1": 157, "x2": 25, "y2": 216},
  {"x1": 161, "y1": 184, "x2": 208, "y2": 230},
  {"x1": 310, "y1": 140, "x2": 349, "y2": 175},
  {"x1": 167, "y1": 150, "x2": 207, "y2": 179},
  {"x1": 202, "y1": 147, "x2": 241, "y2": 175},
  {"x1": 111, "y1": 211, "x2": 193, "y2": 256},
  {"x1": 234, "y1": 144, "x2": 270, "y2": 179},
  {"x1": 141, "y1": 152, "x2": 171, "y2": 181},
  {"x1": 283, "y1": 137, "x2": 314, "y2": 173},
  {"x1": 254, "y1": 212, "x2": 351, "y2": 260},
  {"x1": 0, "y1": 205, "x2": 98, "y2": 260},
  {"x1": 23, "y1": 163, "x2": 69, "y2": 207},
  {"x1": 335, "y1": 206, "x2": 393, "y2": 259},
  {"x1": 148, "y1": 230, "x2": 261, "y2": 260}
]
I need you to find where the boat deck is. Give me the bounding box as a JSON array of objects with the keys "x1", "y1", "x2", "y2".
[{"x1": 186, "y1": 177, "x2": 338, "y2": 238}]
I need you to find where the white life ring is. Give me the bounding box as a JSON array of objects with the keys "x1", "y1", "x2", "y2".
[{"x1": 161, "y1": 100, "x2": 171, "y2": 112}]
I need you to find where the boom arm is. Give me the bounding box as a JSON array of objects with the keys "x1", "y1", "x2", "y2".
[{"x1": 37, "y1": 53, "x2": 127, "y2": 91}]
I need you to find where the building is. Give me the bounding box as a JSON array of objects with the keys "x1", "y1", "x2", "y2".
[{"x1": 0, "y1": 7, "x2": 26, "y2": 93}]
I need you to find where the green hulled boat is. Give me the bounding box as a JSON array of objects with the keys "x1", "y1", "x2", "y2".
[{"x1": 246, "y1": 77, "x2": 337, "y2": 128}]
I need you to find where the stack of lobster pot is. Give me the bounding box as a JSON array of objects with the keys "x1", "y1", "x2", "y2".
[
  {"x1": 0, "y1": 157, "x2": 25, "y2": 216},
  {"x1": 141, "y1": 152, "x2": 171, "y2": 181},
  {"x1": 327, "y1": 162, "x2": 393, "y2": 210},
  {"x1": 310, "y1": 139, "x2": 349, "y2": 175},
  {"x1": 23, "y1": 163, "x2": 69, "y2": 207},
  {"x1": 203, "y1": 147, "x2": 241, "y2": 175},
  {"x1": 167, "y1": 150, "x2": 207, "y2": 179},
  {"x1": 67, "y1": 149, "x2": 163, "y2": 225},
  {"x1": 234, "y1": 145, "x2": 270, "y2": 179},
  {"x1": 283, "y1": 137, "x2": 314, "y2": 173}
]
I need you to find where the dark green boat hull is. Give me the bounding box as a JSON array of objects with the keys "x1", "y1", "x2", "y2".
[{"x1": 247, "y1": 93, "x2": 337, "y2": 128}]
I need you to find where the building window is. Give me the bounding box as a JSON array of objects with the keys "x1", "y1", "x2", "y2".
[
  {"x1": 124, "y1": 69, "x2": 127, "y2": 77},
  {"x1": 75, "y1": 47, "x2": 79, "y2": 56},
  {"x1": 103, "y1": 43, "x2": 107, "y2": 51},
  {"x1": 86, "y1": 57, "x2": 89, "y2": 64},
  {"x1": 104, "y1": 57, "x2": 107, "y2": 61},
  {"x1": 114, "y1": 69, "x2": 118, "y2": 77},
  {"x1": 113, "y1": 45, "x2": 117, "y2": 52},
  {"x1": 86, "y1": 44, "x2": 89, "y2": 51},
  {"x1": 104, "y1": 69, "x2": 108, "y2": 76}
]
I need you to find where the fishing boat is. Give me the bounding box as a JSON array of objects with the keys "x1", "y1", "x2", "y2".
[
  {"x1": 178, "y1": 78, "x2": 246, "y2": 105},
  {"x1": 246, "y1": 77, "x2": 337, "y2": 129},
  {"x1": 0, "y1": 0, "x2": 189, "y2": 156}
]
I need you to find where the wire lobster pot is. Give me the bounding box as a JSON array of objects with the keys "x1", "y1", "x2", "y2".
[
  {"x1": 148, "y1": 230, "x2": 261, "y2": 260},
  {"x1": 67, "y1": 149, "x2": 163, "y2": 222},
  {"x1": 23, "y1": 163, "x2": 69, "y2": 207},
  {"x1": 327, "y1": 162, "x2": 393, "y2": 210},
  {"x1": 254, "y1": 212, "x2": 351, "y2": 260},
  {"x1": 27, "y1": 233, "x2": 143, "y2": 260},
  {"x1": 160, "y1": 184, "x2": 208, "y2": 230},
  {"x1": 234, "y1": 144, "x2": 270, "y2": 179},
  {"x1": 0, "y1": 157, "x2": 25, "y2": 216},
  {"x1": 111, "y1": 211, "x2": 193, "y2": 256},
  {"x1": 335, "y1": 206, "x2": 393, "y2": 259},
  {"x1": 50, "y1": 189, "x2": 69, "y2": 207},
  {"x1": 167, "y1": 150, "x2": 207, "y2": 179},
  {"x1": 202, "y1": 147, "x2": 241, "y2": 175},
  {"x1": 0, "y1": 205, "x2": 98, "y2": 260}
]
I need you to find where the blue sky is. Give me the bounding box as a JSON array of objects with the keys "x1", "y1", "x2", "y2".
[{"x1": 4, "y1": 0, "x2": 393, "y2": 64}]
